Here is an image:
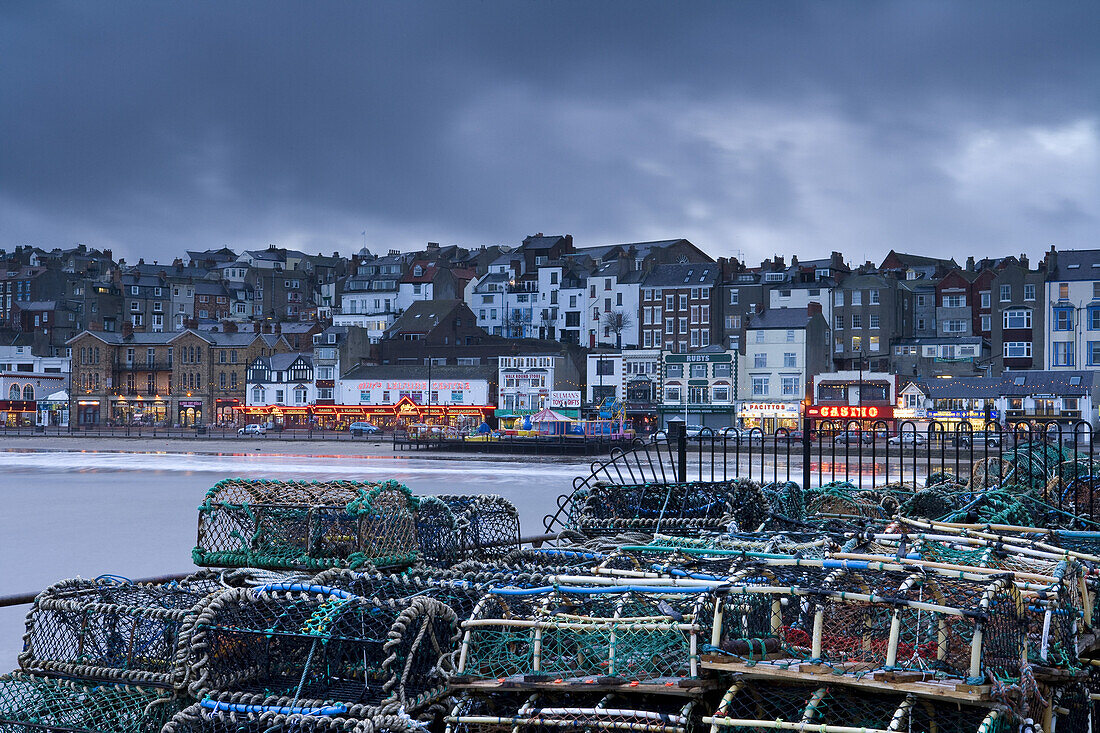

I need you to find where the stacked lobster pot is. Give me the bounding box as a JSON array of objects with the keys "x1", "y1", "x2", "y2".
[
  {"x1": 415, "y1": 494, "x2": 521, "y2": 568},
  {"x1": 445, "y1": 577, "x2": 715, "y2": 733},
  {"x1": 0, "y1": 571, "x2": 276, "y2": 733},
  {"x1": 192, "y1": 478, "x2": 421, "y2": 572}
]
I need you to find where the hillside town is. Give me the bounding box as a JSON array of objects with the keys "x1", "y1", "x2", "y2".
[{"x1": 0, "y1": 235, "x2": 1097, "y2": 436}]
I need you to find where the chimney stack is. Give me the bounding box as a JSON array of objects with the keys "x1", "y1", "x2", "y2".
[{"x1": 808, "y1": 302, "x2": 822, "y2": 317}]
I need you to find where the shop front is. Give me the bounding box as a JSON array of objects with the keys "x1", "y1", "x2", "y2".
[
  {"x1": 739, "y1": 401, "x2": 801, "y2": 433},
  {"x1": 925, "y1": 409, "x2": 998, "y2": 432},
  {"x1": 0, "y1": 399, "x2": 36, "y2": 427},
  {"x1": 215, "y1": 398, "x2": 241, "y2": 426},
  {"x1": 804, "y1": 404, "x2": 896, "y2": 434},
  {"x1": 111, "y1": 396, "x2": 170, "y2": 426},
  {"x1": 76, "y1": 399, "x2": 101, "y2": 426},
  {"x1": 240, "y1": 400, "x2": 496, "y2": 431},
  {"x1": 37, "y1": 391, "x2": 69, "y2": 427},
  {"x1": 178, "y1": 399, "x2": 204, "y2": 427}
]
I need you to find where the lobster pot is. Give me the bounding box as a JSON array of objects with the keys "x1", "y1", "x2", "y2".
[
  {"x1": 712, "y1": 563, "x2": 1028, "y2": 683},
  {"x1": 417, "y1": 494, "x2": 521, "y2": 567},
  {"x1": 571, "y1": 481, "x2": 753, "y2": 537},
  {"x1": 162, "y1": 693, "x2": 421, "y2": 733},
  {"x1": 459, "y1": 586, "x2": 709, "y2": 682},
  {"x1": 0, "y1": 671, "x2": 181, "y2": 733},
  {"x1": 446, "y1": 692, "x2": 698, "y2": 733},
  {"x1": 19, "y1": 576, "x2": 219, "y2": 690},
  {"x1": 187, "y1": 584, "x2": 458, "y2": 712},
  {"x1": 704, "y1": 681, "x2": 1015, "y2": 733},
  {"x1": 193, "y1": 478, "x2": 420, "y2": 572}
]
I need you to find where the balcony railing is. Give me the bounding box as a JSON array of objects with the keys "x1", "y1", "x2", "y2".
[{"x1": 113, "y1": 361, "x2": 174, "y2": 371}]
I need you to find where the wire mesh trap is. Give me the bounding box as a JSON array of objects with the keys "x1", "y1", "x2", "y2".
[
  {"x1": 703, "y1": 680, "x2": 1016, "y2": 733},
  {"x1": 709, "y1": 558, "x2": 1033, "y2": 684},
  {"x1": 162, "y1": 692, "x2": 422, "y2": 733},
  {"x1": 445, "y1": 692, "x2": 699, "y2": 733},
  {"x1": 193, "y1": 478, "x2": 420, "y2": 572},
  {"x1": 18, "y1": 575, "x2": 230, "y2": 690},
  {"x1": 0, "y1": 670, "x2": 181, "y2": 733},
  {"x1": 457, "y1": 585, "x2": 709, "y2": 683},
  {"x1": 416, "y1": 494, "x2": 521, "y2": 567},
  {"x1": 186, "y1": 582, "x2": 459, "y2": 712},
  {"x1": 569, "y1": 481, "x2": 764, "y2": 537}
]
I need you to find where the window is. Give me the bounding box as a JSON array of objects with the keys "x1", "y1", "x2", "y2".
[
  {"x1": 595, "y1": 359, "x2": 615, "y2": 376},
  {"x1": 765, "y1": 272, "x2": 783, "y2": 282},
  {"x1": 783, "y1": 352, "x2": 796, "y2": 367},
  {"x1": 665, "y1": 295, "x2": 674, "y2": 310},
  {"x1": 851, "y1": 336, "x2": 862, "y2": 351},
  {"x1": 1059, "y1": 283, "x2": 1069, "y2": 300},
  {"x1": 713, "y1": 363, "x2": 732, "y2": 378},
  {"x1": 851, "y1": 291, "x2": 862, "y2": 306},
  {"x1": 712, "y1": 386, "x2": 730, "y2": 402},
  {"x1": 1053, "y1": 341, "x2": 1075, "y2": 366},
  {"x1": 755, "y1": 330, "x2": 764, "y2": 343},
  {"x1": 999, "y1": 284, "x2": 1011, "y2": 302},
  {"x1": 678, "y1": 317, "x2": 687, "y2": 334},
  {"x1": 665, "y1": 364, "x2": 683, "y2": 379},
  {"x1": 678, "y1": 295, "x2": 687, "y2": 310},
  {"x1": 980, "y1": 291, "x2": 990, "y2": 308},
  {"x1": 1094, "y1": 282, "x2": 1100, "y2": 300},
  {"x1": 1092, "y1": 308, "x2": 1100, "y2": 331},
  {"x1": 781, "y1": 376, "x2": 800, "y2": 396},
  {"x1": 1004, "y1": 310, "x2": 1032, "y2": 329},
  {"x1": 779, "y1": 290, "x2": 791, "y2": 299},
  {"x1": 690, "y1": 305, "x2": 700, "y2": 323},
  {"x1": 869, "y1": 290, "x2": 880, "y2": 305},
  {"x1": 980, "y1": 315, "x2": 991, "y2": 332},
  {"x1": 1053, "y1": 307, "x2": 1074, "y2": 331},
  {"x1": 786, "y1": 329, "x2": 795, "y2": 342},
  {"x1": 689, "y1": 363, "x2": 707, "y2": 378},
  {"x1": 834, "y1": 291, "x2": 844, "y2": 306},
  {"x1": 943, "y1": 294, "x2": 964, "y2": 308},
  {"x1": 665, "y1": 386, "x2": 681, "y2": 402},
  {"x1": 754, "y1": 352, "x2": 766, "y2": 368},
  {"x1": 834, "y1": 315, "x2": 843, "y2": 330},
  {"x1": 666, "y1": 318, "x2": 674, "y2": 334},
  {"x1": 1089, "y1": 342, "x2": 1100, "y2": 366},
  {"x1": 869, "y1": 314, "x2": 880, "y2": 329},
  {"x1": 851, "y1": 314, "x2": 862, "y2": 329},
  {"x1": 916, "y1": 295, "x2": 927, "y2": 306},
  {"x1": 1024, "y1": 284, "x2": 1035, "y2": 301},
  {"x1": 751, "y1": 376, "x2": 769, "y2": 396},
  {"x1": 729, "y1": 290, "x2": 739, "y2": 305},
  {"x1": 869, "y1": 336, "x2": 880, "y2": 351},
  {"x1": 942, "y1": 320, "x2": 966, "y2": 333},
  {"x1": 252, "y1": 387, "x2": 264, "y2": 403}
]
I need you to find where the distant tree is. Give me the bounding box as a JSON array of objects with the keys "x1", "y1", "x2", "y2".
[{"x1": 601, "y1": 310, "x2": 633, "y2": 349}]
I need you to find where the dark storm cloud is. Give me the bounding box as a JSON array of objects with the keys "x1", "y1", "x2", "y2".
[{"x1": 1, "y1": 1, "x2": 1097, "y2": 262}]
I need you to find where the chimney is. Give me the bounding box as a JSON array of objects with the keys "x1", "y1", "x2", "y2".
[
  {"x1": 122, "y1": 322, "x2": 134, "y2": 338},
  {"x1": 427, "y1": 242, "x2": 439, "y2": 251},
  {"x1": 1020, "y1": 254, "x2": 1029, "y2": 269},
  {"x1": 807, "y1": 302, "x2": 822, "y2": 317},
  {"x1": 790, "y1": 255, "x2": 799, "y2": 266},
  {"x1": 966, "y1": 256, "x2": 975, "y2": 271}
]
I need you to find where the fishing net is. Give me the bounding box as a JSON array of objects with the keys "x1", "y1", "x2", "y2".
[
  {"x1": 804, "y1": 482, "x2": 896, "y2": 522},
  {"x1": 193, "y1": 478, "x2": 420, "y2": 571},
  {"x1": 416, "y1": 494, "x2": 521, "y2": 567},
  {"x1": 0, "y1": 670, "x2": 181, "y2": 733},
  {"x1": 705, "y1": 681, "x2": 1016, "y2": 733},
  {"x1": 446, "y1": 692, "x2": 698, "y2": 733},
  {"x1": 458, "y1": 586, "x2": 709, "y2": 682},
  {"x1": 186, "y1": 582, "x2": 458, "y2": 712},
  {"x1": 19, "y1": 575, "x2": 222, "y2": 690},
  {"x1": 760, "y1": 481, "x2": 805, "y2": 521},
  {"x1": 163, "y1": 692, "x2": 421, "y2": 733}
]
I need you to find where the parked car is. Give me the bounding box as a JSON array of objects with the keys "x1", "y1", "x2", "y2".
[
  {"x1": 887, "y1": 432, "x2": 925, "y2": 446},
  {"x1": 938, "y1": 431, "x2": 1001, "y2": 448},
  {"x1": 237, "y1": 424, "x2": 267, "y2": 436},
  {"x1": 834, "y1": 430, "x2": 873, "y2": 445},
  {"x1": 348, "y1": 421, "x2": 381, "y2": 436}
]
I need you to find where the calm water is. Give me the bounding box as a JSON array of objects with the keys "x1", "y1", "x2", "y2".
[{"x1": 0, "y1": 448, "x2": 589, "y2": 670}]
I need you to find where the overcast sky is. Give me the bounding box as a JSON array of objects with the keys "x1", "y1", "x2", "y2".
[{"x1": 2, "y1": 1, "x2": 1097, "y2": 266}]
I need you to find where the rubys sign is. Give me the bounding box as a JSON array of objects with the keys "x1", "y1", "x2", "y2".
[{"x1": 805, "y1": 405, "x2": 894, "y2": 419}]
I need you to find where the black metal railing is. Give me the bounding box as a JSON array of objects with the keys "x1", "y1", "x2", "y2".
[{"x1": 543, "y1": 419, "x2": 1100, "y2": 533}]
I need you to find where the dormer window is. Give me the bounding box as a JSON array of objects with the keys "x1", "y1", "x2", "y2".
[
  {"x1": 327, "y1": 333, "x2": 336, "y2": 343},
  {"x1": 413, "y1": 265, "x2": 423, "y2": 277}
]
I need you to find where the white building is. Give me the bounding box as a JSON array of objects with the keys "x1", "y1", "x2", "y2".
[
  {"x1": 337, "y1": 365, "x2": 493, "y2": 407},
  {"x1": 1044, "y1": 249, "x2": 1100, "y2": 371},
  {"x1": 246, "y1": 353, "x2": 315, "y2": 408},
  {"x1": 742, "y1": 306, "x2": 830, "y2": 431},
  {"x1": 585, "y1": 263, "x2": 643, "y2": 349},
  {"x1": 0, "y1": 344, "x2": 70, "y2": 408},
  {"x1": 469, "y1": 272, "x2": 509, "y2": 336},
  {"x1": 497, "y1": 354, "x2": 583, "y2": 418}
]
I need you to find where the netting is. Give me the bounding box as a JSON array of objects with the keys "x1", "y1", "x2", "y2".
[
  {"x1": 570, "y1": 481, "x2": 773, "y2": 536},
  {"x1": 19, "y1": 575, "x2": 221, "y2": 690},
  {"x1": 804, "y1": 482, "x2": 905, "y2": 523},
  {"x1": 704, "y1": 680, "x2": 1015, "y2": 733},
  {"x1": 0, "y1": 670, "x2": 181, "y2": 733},
  {"x1": 163, "y1": 692, "x2": 423, "y2": 733},
  {"x1": 186, "y1": 582, "x2": 458, "y2": 712},
  {"x1": 710, "y1": 559, "x2": 1031, "y2": 684},
  {"x1": 416, "y1": 494, "x2": 521, "y2": 567},
  {"x1": 446, "y1": 693, "x2": 698, "y2": 733},
  {"x1": 193, "y1": 478, "x2": 420, "y2": 571},
  {"x1": 458, "y1": 586, "x2": 709, "y2": 682}
]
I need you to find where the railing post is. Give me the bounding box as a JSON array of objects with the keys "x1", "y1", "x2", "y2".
[
  {"x1": 670, "y1": 422, "x2": 687, "y2": 483},
  {"x1": 802, "y1": 415, "x2": 812, "y2": 491}
]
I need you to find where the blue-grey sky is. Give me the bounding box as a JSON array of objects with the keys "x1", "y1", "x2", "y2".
[{"x1": 1, "y1": 1, "x2": 1097, "y2": 265}]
